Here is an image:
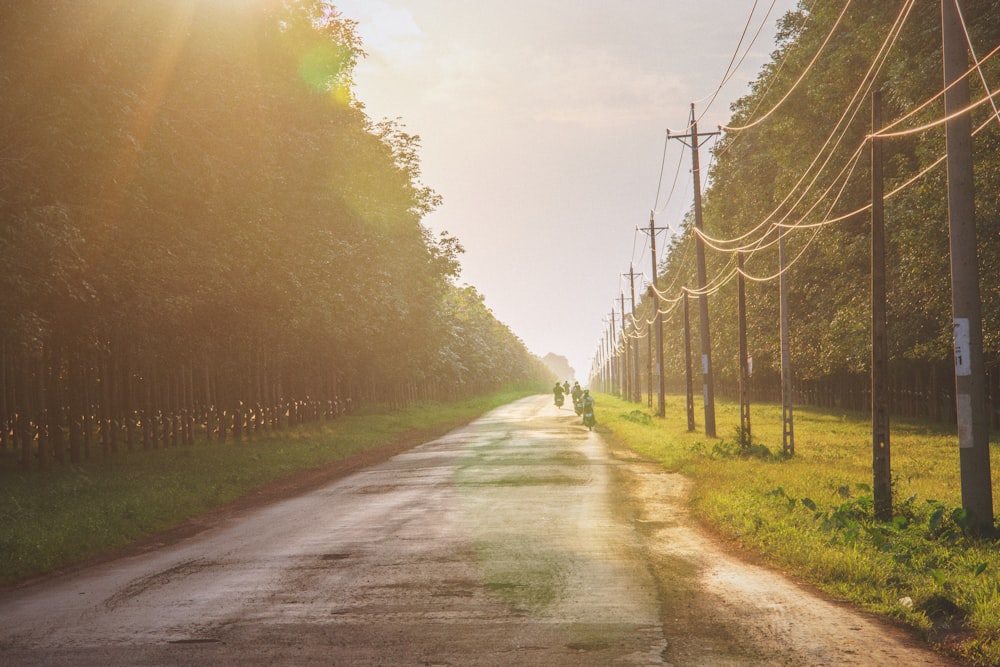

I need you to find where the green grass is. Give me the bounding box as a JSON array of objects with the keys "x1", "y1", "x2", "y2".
[
  {"x1": 0, "y1": 389, "x2": 533, "y2": 586},
  {"x1": 475, "y1": 538, "x2": 568, "y2": 612},
  {"x1": 595, "y1": 391, "x2": 1000, "y2": 666}
]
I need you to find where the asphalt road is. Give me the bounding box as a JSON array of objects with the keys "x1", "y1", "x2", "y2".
[{"x1": 0, "y1": 396, "x2": 958, "y2": 666}]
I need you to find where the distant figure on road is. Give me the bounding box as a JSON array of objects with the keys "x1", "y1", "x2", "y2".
[
  {"x1": 571, "y1": 382, "x2": 584, "y2": 416},
  {"x1": 553, "y1": 382, "x2": 565, "y2": 408},
  {"x1": 581, "y1": 389, "x2": 596, "y2": 430}
]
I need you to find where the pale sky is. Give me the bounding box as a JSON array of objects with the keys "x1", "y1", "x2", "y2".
[{"x1": 334, "y1": 0, "x2": 800, "y2": 381}]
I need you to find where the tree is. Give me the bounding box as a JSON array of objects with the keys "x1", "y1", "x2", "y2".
[{"x1": 0, "y1": 0, "x2": 550, "y2": 470}]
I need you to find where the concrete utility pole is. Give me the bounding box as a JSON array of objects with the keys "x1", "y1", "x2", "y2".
[
  {"x1": 644, "y1": 214, "x2": 668, "y2": 417},
  {"x1": 646, "y1": 303, "x2": 653, "y2": 409},
  {"x1": 669, "y1": 105, "x2": 719, "y2": 437},
  {"x1": 871, "y1": 90, "x2": 892, "y2": 522},
  {"x1": 779, "y1": 234, "x2": 794, "y2": 456},
  {"x1": 942, "y1": 0, "x2": 993, "y2": 533},
  {"x1": 737, "y1": 251, "x2": 751, "y2": 446}
]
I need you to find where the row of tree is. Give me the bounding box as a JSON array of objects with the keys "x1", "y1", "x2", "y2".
[
  {"x1": 598, "y1": 1, "x2": 1000, "y2": 425},
  {"x1": 0, "y1": 1, "x2": 552, "y2": 470}
]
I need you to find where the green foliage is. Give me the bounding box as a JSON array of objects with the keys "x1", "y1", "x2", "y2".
[
  {"x1": 712, "y1": 438, "x2": 773, "y2": 461},
  {"x1": 0, "y1": 0, "x2": 551, "y2": 472},
  {"x1": 619, "y1": 410, "x2": 653, "y2": 426},
  {"x1": 712, "y1": 424, "x2": 773, "y2": 459}
]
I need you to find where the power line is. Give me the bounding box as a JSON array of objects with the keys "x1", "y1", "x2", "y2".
[
  {"x1": 957, "y1": 0, "x2": 1000, "y2": 126},
  {"x1": 869, "y1": 41, "x2": 1000, "y2": 139},
  {"x1": 695, "y1": 0, "x2": 780, "y2": 120},
  {"x1": 722, "y1": 0, "x2": 855, "y2": 132},
  {"x1": 714, "y1": 0, "x2": 819, "y2": 163},
  {"x1": 696, "y1": 101, "x2": 996, "y2": 284},
  {"x1": 694, "y1": 0, "x2": 915, "y2": 256},
  {"x1": 871, "y1": 83, "x2": 1000, "y2": 139},
  {"x1": 652, "y1": 141, "x2": 688, "y2": 217}
]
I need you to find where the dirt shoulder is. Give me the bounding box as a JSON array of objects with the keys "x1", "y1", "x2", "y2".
[{"x1": 606, "y1": 440, "x2": 962, "y2": 666}]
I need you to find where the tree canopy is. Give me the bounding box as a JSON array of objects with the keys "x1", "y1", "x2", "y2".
[
  {"x1": 0, "y1": 0, "x2": 551, "y2": 468},
  {"x1": 621, "y1": 0, "x2": 999, "y2": 417}
]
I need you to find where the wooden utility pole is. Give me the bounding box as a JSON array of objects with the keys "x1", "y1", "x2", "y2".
[
  {"x1": 669, "y1": 105, "x2": 719, "y2": 436},
  {"x1": 737, "y1": 251, "x2": 751, "y2": 446},
  {"x1": 646, "y1": 214, "x2": 667, "y2": 417},
  {"x1": 600, "y1": 335, "x2": 608, "y2": 393},
  {"x1": 609, "y1": 309, "x2": 618, "y2": 395},
  {"x1": 871, "y1": 90, "x2": 892, "y2": 521},
  {"x1": 594, "y1": 339, "x2": 600, "y2": 392},
  {"x1": 619, "y1": 292, "x2": 632, "y2": 401},
  {"x1": 627, "y1": 265, "x2": 642, "y2": 403},
  {"x1": 683, "y1": 289, "x2": 696, "y2": 431},
  {"x1": 942, "y1": 0, "x2": 993, "y2": 533},
  {"x1": 604, "y1": 334, "x2": 611, "y2": 393},
  {"x1": 596, "y1": 339, "x2": 603, "y2": 392}
]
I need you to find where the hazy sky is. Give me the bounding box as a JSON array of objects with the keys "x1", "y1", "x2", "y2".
[{"x1": 335, "y1": 0, "x2": 800, "y2": 381}]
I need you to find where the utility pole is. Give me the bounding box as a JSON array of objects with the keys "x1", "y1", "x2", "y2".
[
  {"x1": 619, "y1": 292, "x2": 631, "y2": 401},
  {"x1": 669, "y1": 105, "x2": 719, "y2": 437},
  {"x1": 779, "y1": 233, "x2": 794, "y2": 456},
  {"x1": 591, "y1": 346, "x2": 597, "y2": 391},
  {"x1": 871, "y1": 89, "x2": 892, "y2": 522},
  {"x1": 601, "y1": 335, "x2": 608, "y2": 393},
  {"x1": 683, "y1": 289, "x2": 696, "y2": 431},
  {"x1": 627, "y1": 265, "x2": 642, "y2": 403},
  {"x1": 597, "y1": 342, "x2": 608, "y2": 391},
  {"x1": 604, "y1": 333, "x2": 611, "y2": 393},
  {"x1": 646, "y1": 301, "x2": 653, "y2": 409},
  {"x1": 942, "y1": 0, "x2": 993, "y2": 533},
  {"x1": 609, "y1": 309, "x2": 618, "y2": 396},
  {"x1": 597, "y1": 335, "x2": 608, "y2": 391},
  {"x1": 643, "y1": 214, "x2": 669, "y2": 417},
  {"x1": 595, "y1": 339, "x2": 601, "y2": 392},
  {"x1": 737, "y1": 251, "x2": 751, "y2": 446}
]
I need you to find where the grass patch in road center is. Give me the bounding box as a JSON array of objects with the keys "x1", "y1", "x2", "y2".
[
  {"x1": 464, "y1": 474, "x2": 589, "y2": 487},
  {"x1": 456, "y1": 442, "x2": 591, "y2": 487},
  {"x1": 476, "y1": 538, "x2": 568, "y2": 613},
  {"x1": 594, "y1": 392, "x2": 1000, "y2": 667}
]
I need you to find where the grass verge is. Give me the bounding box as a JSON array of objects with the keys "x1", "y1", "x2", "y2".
[
  {"x1": 594, "y1": 391, "x2": 1000, "y2": 667},
  {"x1": 0, "y1": 389, "x2": 533, "y2": 587}
]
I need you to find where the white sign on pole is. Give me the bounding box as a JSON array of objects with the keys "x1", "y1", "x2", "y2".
[{"x1": 953, "y1": 318, "x2": 971, "y2": 376}]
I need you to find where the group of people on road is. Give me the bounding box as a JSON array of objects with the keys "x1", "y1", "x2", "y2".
[{"x1": 552, "y1": 380, "x2": 596, "y2": 429}]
